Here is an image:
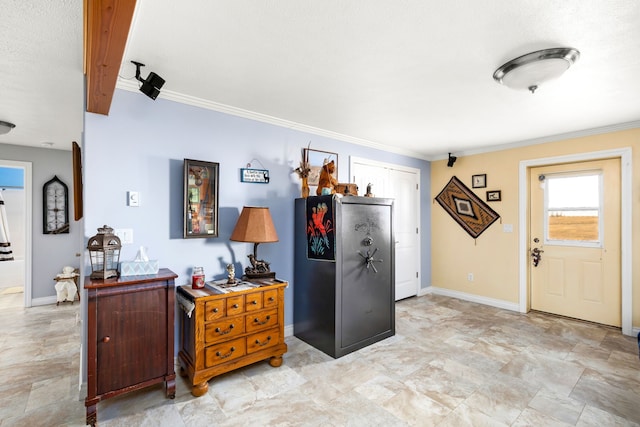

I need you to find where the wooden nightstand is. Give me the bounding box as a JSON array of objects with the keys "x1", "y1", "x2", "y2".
[
  {"x1": 84, "y1": 269, "x2": 177, "y2": 426},
  {"x1": 177, "y1": 278, "x2": 287, "y2": 396}
]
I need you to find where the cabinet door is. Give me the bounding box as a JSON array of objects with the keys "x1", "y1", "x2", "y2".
[{"x1": 96, "y1": 285, "x2": 168, "y2": 394}]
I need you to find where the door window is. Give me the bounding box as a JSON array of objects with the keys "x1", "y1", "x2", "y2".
[{"x1": 544, "y1": 172, "x2": 602, "y2": 247}]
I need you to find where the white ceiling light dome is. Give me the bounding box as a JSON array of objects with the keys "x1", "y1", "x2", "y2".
[{"x1": 493, "y1": 47, "x2": 580, "y2": 93}]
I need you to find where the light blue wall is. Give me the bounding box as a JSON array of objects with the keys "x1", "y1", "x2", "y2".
[
  {"x1": 83, "y1": 89, "x2": 431, "y2": 327},
  {"x1": 0, "y1": 144, "x2": 83, "y2": 300}
]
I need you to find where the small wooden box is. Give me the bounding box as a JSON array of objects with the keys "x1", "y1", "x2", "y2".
[{"x1": 335, "y1": 183, "x2": 358, "y2": 196}]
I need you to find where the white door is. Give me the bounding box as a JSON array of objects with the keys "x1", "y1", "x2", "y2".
[
  {"x1": 529, "y1": 159, "x2": 621, "y2": 326},
  {"x1": 351, "y1": 157, "x2": 420, "y2": 300}
]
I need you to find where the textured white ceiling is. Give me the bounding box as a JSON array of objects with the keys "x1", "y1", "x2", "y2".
[
  {"x1": 2, "y1": 1, "x2": 639, "y2": 158},
  {"x1": 0, "y1": 0, "x2": 84, "y2": 151}
]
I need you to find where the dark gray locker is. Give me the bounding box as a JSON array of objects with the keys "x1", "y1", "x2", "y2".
[{"x1": 294, "y1": 196, "x2": 395, "y2": 358}]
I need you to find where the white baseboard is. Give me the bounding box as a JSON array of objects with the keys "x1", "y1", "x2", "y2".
[
  {"x1": 284, "y1": 324, "x2": 293, "y2": 338},
  {"x1": 427, "y1": 286, "x2": 520, "y2": 312},
  {"x1": 417, "y1": 286, "x2": 432, "y2": 297}
]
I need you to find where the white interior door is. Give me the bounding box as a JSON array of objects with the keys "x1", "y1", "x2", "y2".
[
  {"x1": 529, "y1": 158, "x2": 621, "y2": 326},
  {"x1": 351, "y1": 157, "x2": 420, "y2": 300}
]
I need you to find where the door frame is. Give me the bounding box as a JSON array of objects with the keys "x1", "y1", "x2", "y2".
[
  {"x1": 349, "y1": 156, "x2": 422, "y2": 298},
  {"x1": 0, "y1": 159, "x2": 33, "y2": 308},
  {"x1": 518, "y1": 148, "x2": 632, "y2": 335}
]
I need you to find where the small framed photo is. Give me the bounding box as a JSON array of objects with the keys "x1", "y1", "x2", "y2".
[
  {"x1": 304, "y1": 148, "x2": 338, "y2": 187},
  {"x1": 472, "y1": 174, "x2": 486, "y2": 188},
  {"x1": 486, "y1": 190, "x2": 501, "y2": 202}
]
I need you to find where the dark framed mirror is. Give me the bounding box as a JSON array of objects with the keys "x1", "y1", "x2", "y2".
[{"x1": 183, "y1": 159, "x2": 219, "y2": 238}]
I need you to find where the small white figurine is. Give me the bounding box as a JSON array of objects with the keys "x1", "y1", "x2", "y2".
[{"x1": 55, "y1": 266, "x2": 78, "y2": 304}]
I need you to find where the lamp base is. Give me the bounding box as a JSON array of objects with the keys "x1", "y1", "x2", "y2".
[{"x1": 244, "y1": 271, "x2": 276, "y2": 280}]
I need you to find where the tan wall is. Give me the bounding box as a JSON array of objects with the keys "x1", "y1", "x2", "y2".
[{"x1": 430, "y1": 128, "x2": 640, "y2": 328}]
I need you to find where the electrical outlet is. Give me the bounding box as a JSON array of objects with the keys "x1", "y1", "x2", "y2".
[
  {"x1": 467, "y1": 273, "x2": 474, "y2": 282},
  {"x1": 114, "y1": 228, "x2": 134, "y2": 245}
]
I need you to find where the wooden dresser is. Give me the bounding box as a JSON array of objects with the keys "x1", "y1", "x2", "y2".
[
  {"x1": 84, "y1": 269, "x2": 177, "y2": 426},
  {"x1": 177, "y1": 278, "x2": 287, "y2": 396}
]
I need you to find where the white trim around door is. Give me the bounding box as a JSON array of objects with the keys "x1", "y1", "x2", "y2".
[{"x1": 518, "y1": 148, "x2": 632, "y2": 336}]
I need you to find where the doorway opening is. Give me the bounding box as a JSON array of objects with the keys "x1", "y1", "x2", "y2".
[{"x1": 0, "y1": 160, "x2": 32, "y2": 309}]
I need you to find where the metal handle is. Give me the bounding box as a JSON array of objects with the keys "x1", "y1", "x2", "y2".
[
  {"x1": 254, "y1": 315, "x2": 271, "y2": 325},
  {"x1": 255, "y1": 336, "x2": 272, "y2": 347},
  {"x1": 216, "y1": 346, "x2": 236, "y2": 359},
  {"x1": 358, "y1": 247, "x2": 382, "y2": 273},
  {"x1": 102, "y1": 336, "x2": 110, "y2": 343},
  {"x1": 214, "y1": 324, "x2": 235, "y2": 335},
  {"x1": 531, "y1": 247, "x2": 544, "y2": 267}
]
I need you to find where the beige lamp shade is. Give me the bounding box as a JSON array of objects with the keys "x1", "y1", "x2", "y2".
[{"x1": 230, "y1": 206, "x2": 279, "y2": 243}]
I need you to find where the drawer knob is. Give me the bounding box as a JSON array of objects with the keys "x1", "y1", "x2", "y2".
[
  {"x1": 268, "y1": 297, "x2": 275, "y2": 302},
  {"x1": 251, "y1": 300, "x2": 258, "y2": 305},
  {"x1": 255, "y1": 336, "x2": 272, "y2": 347},
  {"x1": 213, "y1": 308, "x2": 219, "y2": 313},
  {"x1": 216, "y1": 346, "x2": 236, "y2": 359},
  {"x1": 101, "y1": 336, "x2": 110, "y2": 343},
  {"x1": 232, "y1": 304, "x2": 239, "y2": 309},
  {"x1": 215, "y1": 324, "x2": 235, "y2": 335},
  {"x1": 254, "y1": 315, "x2": 271, "y2": 325}
]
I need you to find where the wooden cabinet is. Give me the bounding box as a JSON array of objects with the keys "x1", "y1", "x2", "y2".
[
  {"x1": 177, "y1": 279, "x2": 287, "y2": 396},
  {"x1": 84, "y1": 269, "x2": 177, "y2": 426}
]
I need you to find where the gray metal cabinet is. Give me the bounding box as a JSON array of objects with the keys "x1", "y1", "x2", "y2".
[{"x1": 294, "y1": 196, "x2": 395, "y2": 358}]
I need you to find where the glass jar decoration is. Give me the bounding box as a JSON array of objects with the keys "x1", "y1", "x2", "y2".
[
  {"x1": 87, "y1": 225, "x2": 122, "y2": 280},
  {"x1": 192, "y1": 266, "x2": 205, "y2": 289}
]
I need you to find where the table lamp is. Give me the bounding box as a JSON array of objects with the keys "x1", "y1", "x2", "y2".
[{"x1": 230, "y1": 206, "x2": 279, "y2": 279}]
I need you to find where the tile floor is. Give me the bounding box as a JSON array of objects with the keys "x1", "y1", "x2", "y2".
[{"x1": 0, "y1": 292, "x2": 638, "y2": 426}]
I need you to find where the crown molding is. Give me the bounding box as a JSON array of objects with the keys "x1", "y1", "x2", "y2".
[
  {"x1": 117, "y1": 79, "x2": 639, "y2": 163},
  {"x1": 116, "y1": 79, "x2": 428, "y2": 159},
  {"x1": 435, "y1": 120, "x2": 640, "y2": 161}
]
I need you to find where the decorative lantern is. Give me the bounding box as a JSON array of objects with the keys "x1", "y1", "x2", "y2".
[{"x1": 87, "y1": 225, "x2": 122, "y2": 280}]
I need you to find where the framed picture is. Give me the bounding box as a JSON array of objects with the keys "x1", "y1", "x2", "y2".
[
  {"x1": 304, "y1": 148, "x2": 338, "y2": 187},
  {"x1": 486, "y1": 190, "x2": 501, "y2": 202},
  {"x1": 472, "y1": 174, "x2": 487, "y2": 188},
  {"x1": 183, "y1": 159, "x2": 219, "y2": 238}
]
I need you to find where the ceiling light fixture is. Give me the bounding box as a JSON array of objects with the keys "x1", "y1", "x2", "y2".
[
  {"x1": 0, "y1": 120, "x2": 16, "y2": 135},
  {"x1": 493, "y1": 47, "x2": 580, "y2": 94},
  {"x1": 131, "y1": 61, "x2": 165, "y2": 100}
]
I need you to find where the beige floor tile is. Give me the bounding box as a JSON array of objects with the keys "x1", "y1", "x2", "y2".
[{"x1": 1, "y1": 292, "x2": 639, "y2": 426}]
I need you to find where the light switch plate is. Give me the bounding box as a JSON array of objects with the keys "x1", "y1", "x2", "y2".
[{"x1": 127, "y1": 191, "x2": 139, "y2": 207}]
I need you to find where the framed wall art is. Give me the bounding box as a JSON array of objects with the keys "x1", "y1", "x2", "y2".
[
  {"x1": 304, "y1": 148, "x2": 338, "y2": 187},
  {"x1": 183, "y1": 159, "x2": 219, "y2": 238},
  {"x1": 43, "y1": 175, "x2": 69, "y2": 234},
  {"x1": 472, "y1": 174, "x2": 486, "y2": 188},
  {"x1": 486, "y1": 190, "x2": 501, "y2": 202}
]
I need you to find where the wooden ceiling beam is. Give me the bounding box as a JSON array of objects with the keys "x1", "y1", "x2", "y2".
[{"x1": 84, "y1": 0, "x2": 137, "y2": 115}]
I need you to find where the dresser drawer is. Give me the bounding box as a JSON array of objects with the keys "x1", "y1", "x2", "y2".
[
  {"x1": 247, "y1": 328, "x2": 280, "y2": 354},
  {"x1": 205, "y1": 316, "x2": 245, "y2": 343},
  {"x1": 205, "y1": 300, "x2": 225, "y2": 321},
  {"x1": 226, "y1": 295, "x2": 245, "y2": 316},
  {"x1": 246, "y1": 309, "x2": 278, "y2": 333},
  {"x1": 205, "y1": 337, "x2": 246, "y2": 367},
  {"x1": 263, "y1": 289, "x2": 278, "y2": 308},
  {"x1": 245, "y1": 291, "x2": 263, "y2": 311}
]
